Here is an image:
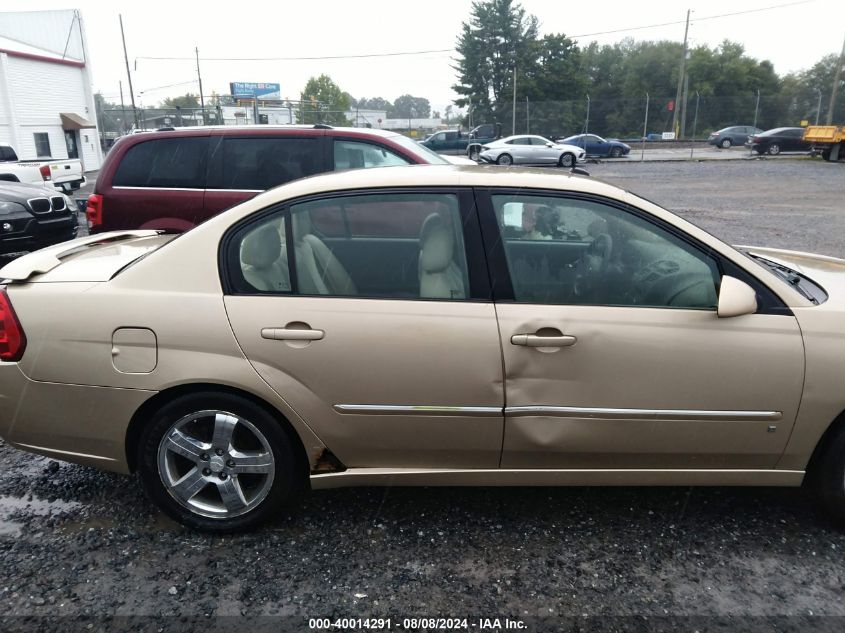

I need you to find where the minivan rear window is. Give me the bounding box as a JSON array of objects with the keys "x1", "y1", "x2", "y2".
[{"x1": 113, "y1": 137, "x2": 209, "y2": 189}]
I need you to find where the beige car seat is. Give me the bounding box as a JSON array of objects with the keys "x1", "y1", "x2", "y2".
[
  {"x1": 292, "y1": 212, "x2": 357, "y2": 295},
  {"x1": 419, "y1": 213, "x2": 466, "y2": 299},
  {"x1": 240, "y1": 223, "x2": 291, "y2": 292}
]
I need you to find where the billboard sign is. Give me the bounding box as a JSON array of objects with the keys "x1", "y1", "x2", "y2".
[{"x1": 229, "y1": 82, "x2": 281, "y2": 100}]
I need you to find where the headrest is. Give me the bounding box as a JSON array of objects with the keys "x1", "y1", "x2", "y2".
[
  {"x1": 419, "y1": 213, "x2": 454, "y2": 273},
  {"x1": 292, "y1": 211, "x2": 312, "y2": 239},
  {"x1": 241, "y1": 224, "x2": 281, "y2": 269},
  {"x1": 588, "y1": 218, "x2": 609, "y2": 237}
]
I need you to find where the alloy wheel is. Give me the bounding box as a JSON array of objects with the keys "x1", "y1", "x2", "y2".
[{"x1": 157, "y1": 409, "x2": 275, "y2": 519}]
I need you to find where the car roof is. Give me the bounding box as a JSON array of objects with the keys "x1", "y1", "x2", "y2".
[
  {"x1": 761, "y1": 127, "x2": 801, "y2": 135},
  {"x1": 124, "y1": 125, "x2": 402, "y2": 140}
]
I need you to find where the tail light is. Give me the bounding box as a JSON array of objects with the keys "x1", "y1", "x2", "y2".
[
  {"x1": 0, "y1": 288, "x2": 26, "y2": 362},
  {"x1": 86, "y1": 193, "x2": 103, "y2": 228},
  {"x1": 39, "y1": 165, "x2": 51, "y2": 181}
]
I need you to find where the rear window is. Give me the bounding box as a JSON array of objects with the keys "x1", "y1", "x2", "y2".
[{"x1": 113, "y1": 137, "x2": 208, "y2": 188}]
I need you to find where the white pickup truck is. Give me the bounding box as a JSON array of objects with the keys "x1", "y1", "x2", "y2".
[{"x1": 0, "y1": 144, "x2": 86, "y2": 192}]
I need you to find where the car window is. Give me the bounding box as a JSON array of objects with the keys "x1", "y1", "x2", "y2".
[
  {"x1": 445, "y1": 132, "x2": 458, "y2": 141},
  {"x1": 228, "y1": 193, "x2": 469, "y2": 299},
  {"x1": 212, "y1": 137, "x2": 321, "y2": 190},
  {"x1": 113, "y1": 137, "x2": 209, "y2": 188},
  {"x1": 529, "y1": 137, "x2": 547, "y2": 145},
  {"x1": 434, "y1": 133, "x2": 446, "y2": 141},
  {"x1": 492, "y1": 194, "x2": 719, "y2": 309},
  {"x1": 333, "y1": 141, "x2": 410, "y2": 170}
]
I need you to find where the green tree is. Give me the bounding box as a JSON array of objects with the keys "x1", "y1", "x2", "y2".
[
  {"x1": 356, "y1": 97, "x2": 393, "y2": 111},
  {"x1": 392, "y1": 94, "x2": 431, "y2": 118},
  {"x1": 453, "y1": 0, "x2": 540, "y2": 125},
  {"x1": 298, "y1": 75, "x2": 352, "y2": 125},
  {"x1": 160, "y1": 93, "x2": 200, "y2": 109}
]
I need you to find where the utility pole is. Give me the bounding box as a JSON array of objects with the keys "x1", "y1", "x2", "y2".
[
  {"x1": 680, "y1": 73, "x2": 690, "y2": 138},
  {"x1": 826, "y1": 33, "x2": 845, "y2": 125},
  {"x1": 585, "y1": 94, "x2": 591, "y2": 135},
  {"x1": 672, "y1": 9, "x2": 691, "y2": 137},
  {"x1": 512, "y1": 65, "x2": 517, "y2": 136},
  {"x1": 525, "y1": 96, "x2": 529, "y2": 134},
  {"x1": 119, "y1": 14, "x2": 138, "y2": 129},
  {"x1": 195, "y1": 47, "x2": 205, "y2": 124},
  {"x1": 815, "y1": 89, "x2": 823, "y2": 126},
  {"x1": 119, "y1": 80, "x2": 127, "y2": 134}
]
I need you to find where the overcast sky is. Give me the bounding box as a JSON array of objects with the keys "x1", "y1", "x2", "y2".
[{"x1": 13, "y1": 0, "x2": 845, "y2": 111}]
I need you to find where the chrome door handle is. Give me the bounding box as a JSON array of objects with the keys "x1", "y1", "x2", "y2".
[
  {"x1": 511, "y1": 334, "x2": 577, "y2": 347},
  {"x1": 261, "y1": 327, "x2": 324, "y2": 341}
]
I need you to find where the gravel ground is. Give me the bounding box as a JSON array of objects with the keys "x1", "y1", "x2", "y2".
[{"x1": 2, "y1": 159, "x2": 845, "y2": 631}]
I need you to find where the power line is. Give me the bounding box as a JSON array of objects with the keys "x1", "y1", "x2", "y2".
[
  {"x1": 131, "y1": 0, "x2": 815, "y2": 65},
  {"x1": 569, "y1": 0, "x2": 814, "y2": 38},
  {"x1": 136, "y1": 49, "x2": 453, "y2": 63}
]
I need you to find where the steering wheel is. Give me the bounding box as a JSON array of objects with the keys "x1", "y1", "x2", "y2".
[{"x1": 573, "y1": 233, "x2": 613, "y2": 298}]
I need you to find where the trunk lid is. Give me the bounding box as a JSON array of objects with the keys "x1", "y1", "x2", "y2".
[{"x1": 0, "y1": 231, "x2": 173, "y2": 282}]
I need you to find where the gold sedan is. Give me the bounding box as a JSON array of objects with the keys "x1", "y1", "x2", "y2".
[{"x1": 0, "y1": 165, "x2": 843, "y2": 532}]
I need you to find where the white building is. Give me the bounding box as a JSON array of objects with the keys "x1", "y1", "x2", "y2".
[{"x1": 0, "y1": 9, "x2": 103, "y2": 172}]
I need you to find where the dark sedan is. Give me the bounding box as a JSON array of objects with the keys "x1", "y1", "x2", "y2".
[
  {"x1": 748, "y1": 128, "x2": 813, "y2": 155},
  {"x1": 559, "y1": 134, "x2": 631, "y2": 158},
  {"x1": 0, "y1": 182, "x2": 78, "y2": 254},
  {"x1": 708, "y1": 126, "x2": 762, "y2": 149}
]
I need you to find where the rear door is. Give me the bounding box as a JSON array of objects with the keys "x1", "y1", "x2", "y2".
[{"x1": 222, "y1": 188, "x2": 504, "y2": 469}]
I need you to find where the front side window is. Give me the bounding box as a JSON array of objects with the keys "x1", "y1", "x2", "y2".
[
  {"x1": 229, "y1": 193, "x2": 469, "y2": 300},
  {"x1": 333, "y1": 141, "x2": 410, "y2": 170},
  {"x1": 34, "y1": 133, "x2": 51, "y2": 158},
  {"x1": 214, "y1": 137, "x2": 321, "y2": 190},
  {"x1": 113, "y1": 137, "x2": 208, "y2": 188},
  {"x1": 492, "y1": 194, "x2": 719, "y2": 309}
]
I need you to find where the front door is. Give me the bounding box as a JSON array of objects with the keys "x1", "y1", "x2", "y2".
[
  {"x1": 480, "y1": 190, "x2": 805, "y2": 470},
  {"x1": 64, "y1": 130, "x2": 79, "y2": 159},
  {"x1": 223, "y1": 189, "x2": 504, "y2": 469}
]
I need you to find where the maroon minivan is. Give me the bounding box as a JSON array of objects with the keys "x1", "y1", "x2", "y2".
[{"x1": 86, "y1": 125, "x2": 451, "y2": 233}]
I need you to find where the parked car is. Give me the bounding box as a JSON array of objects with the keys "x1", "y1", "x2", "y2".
[
  {"x1": 0, "y1": 144, "x2": 86, "y2": 192},
  {"x1": 0, "y1": 182, "x2": 78, "y2": 254},
  {"x1": 477, "y1": 135, "x2": 586, "y2": 167},
  {"x1": 86, "y1": 125, "x2": 451, "y2": 234},
  {"x1": 3, "y1": 165, "x2": 845, "y2": 532},
  {"x1": 707, "y1": 126, "x2": 763, "y2": 149},
  {"x1": 748, "y1": 128, "x2": 813, "y2": 155},
  {"x1": 419, "y1": 123, "x2": 503, "y2": 159},
  {"x1": 558, "y1": 134, "x2": 631, "y2": 158}
]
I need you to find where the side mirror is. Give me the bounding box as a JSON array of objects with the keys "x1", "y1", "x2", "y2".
[
  {"x1": 717, "y1": 276, "x2": 758, "y2": 318},
  {"x1": 545, "y1": 142, "x2": 554, "y2": 147}
]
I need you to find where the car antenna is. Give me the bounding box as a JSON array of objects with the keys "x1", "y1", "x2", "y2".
[{"x1": 570, "y1": 167, "x2": 590, "y2": 177}]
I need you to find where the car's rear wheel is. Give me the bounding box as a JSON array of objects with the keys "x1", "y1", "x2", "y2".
[
  {"x1": 768, "y1": 143, "x2": 781, "y2": 155},
  {"x1": 138, "y1": 392, "x2": 300, "y2": 532},
  {"x1": 610, "y1": 147, "x2": 623, "y2": 158},
  {"x1": 496, "y1": 153, "x2": 513, "y2": 165},
  {"x1": 811, "y1": 426, "x2": 845, "y2": 527},
  {"x1": 559, "y1": 152, "x2": 575, "y2": 167},
  {"x1": 720, "y1": 138, "x2": 732, "y2": 149}
]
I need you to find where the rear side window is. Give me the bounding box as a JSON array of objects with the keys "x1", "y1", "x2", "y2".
[
  {"x1": 113, "y1": 137, "x2": 208, "y2": 188},
  {"x1": 213, "y1": 137, "x2": 322, "y2": 190}
]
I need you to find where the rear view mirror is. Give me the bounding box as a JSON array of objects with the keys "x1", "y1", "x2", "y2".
[{"x1": 717, "y1": 276, "x2": 758, "y2": 318}]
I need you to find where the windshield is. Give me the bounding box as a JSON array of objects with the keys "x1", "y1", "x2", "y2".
[{"x1": 389, "y1": 134, "x2": 449, "y2": 164}]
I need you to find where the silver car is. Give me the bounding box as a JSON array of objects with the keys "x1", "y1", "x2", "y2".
[{"x1": 478, "y1": 135, "x2": 586, "y2": 167}]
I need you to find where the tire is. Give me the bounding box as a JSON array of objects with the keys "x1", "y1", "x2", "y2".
[
  {"x1": 720, "y1": 138, "x2": 732, "y2": 149},
  {"x1": 496, "y1": 153, "x2": 513, "y2": 165},
  {"x1": 468, "y1": 146, "x2": 480, "y2": 161},
  {"x1": 138, "y1": 392, "x2": 301, "y2": 532},
  {"x1": 812, "y1": 427, "x2": 845, "y2": 527},
  {"x1": 822, "y1": 148, "x2": 832, "y2": 161},
  {"x1": 767, "y1": 143, "x2": 781, "y2": 156},
  {"x1": 559, "y1": 152, "x2": 575, "y2": 167},
  {"x1": 610, "y1": 147, "x2": 623, "y2": 158}
]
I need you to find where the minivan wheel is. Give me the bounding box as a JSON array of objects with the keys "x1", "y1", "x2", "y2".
[
  {"x1": 812, "y1": 427, "x2": 845, "y2": 527},
  {"x1": 768, "y1": 144, "x2": 781, "y2": 155},
  {"x1": 138, "y1": 392, "x2": 299, "y2": 532},
  {"x1": 559, "y1": 153, "x2": 575, "y2": 167},
  {"x1": 720, "y1": 138, "x2": 732, "y2": 149},
  {"x1": 496, "y1": 153, "x2": 513, "y2": 165}
]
